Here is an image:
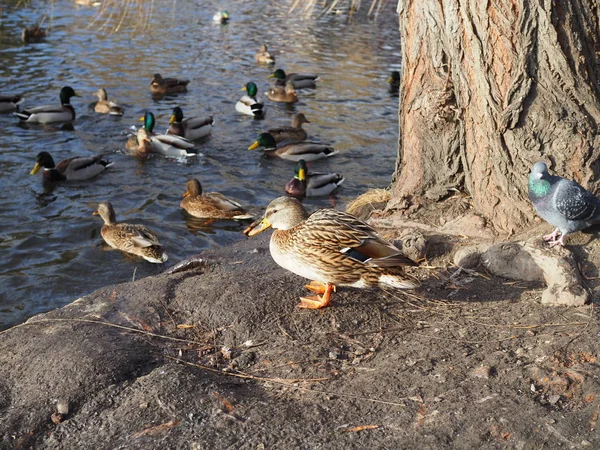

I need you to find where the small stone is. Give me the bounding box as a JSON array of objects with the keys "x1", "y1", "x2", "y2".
[
  {"x1": 548, "y1": 394, "x2": 560, "y2": 405},
  {"x1": 56, "y1": 400, "x2": 69, "y2": 415},
  {"x1": 471, "y1": 365, "x2": 495, "y2": 379}
]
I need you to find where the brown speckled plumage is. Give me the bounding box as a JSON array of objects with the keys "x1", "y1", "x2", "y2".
[
  {"x1": 245, "y1": 197, "x2": 419, "y2": 307},
  {"x1": 180, "y1": 179, "x2": 253, "y2": 220},
  {"x1": 94, "y1": 201, "x2": 167, "y2": 263}
]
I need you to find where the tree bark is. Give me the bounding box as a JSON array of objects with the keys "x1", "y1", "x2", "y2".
[{"x1": 389, "y1": 0, "x2": 600, "y2": 235}]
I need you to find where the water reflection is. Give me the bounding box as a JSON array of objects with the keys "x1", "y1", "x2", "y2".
[{"x1": 0, "y1": 0, "x2": 401, "y2": 329}]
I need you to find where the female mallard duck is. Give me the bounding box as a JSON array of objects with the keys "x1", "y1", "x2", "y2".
[
  {"x1": 131, "y1": 112, "x2": 198, "y2": 158},
  {"x1": 268, "y1": 113, "x2": 310, "y2": 143},
  {"x1": 30, "y1": 151, "x2": 113, "y2": 182},
  {"x1": 94, "y1": 88, "x2": 124, "y2": 116},
  {"x1": 150, "y1": 73, "x2": 189, "y2": 95},
  {"x1": 181, "y1": 178, "x2": 253, "y2": 220},
  {"x1": 0, "y1": 94, "x2": 23, "y2": 113},
  {"x1": 248, "y1": 132, "x2": 336, "y2": 162},
  {"x1": 255, "y1": 44, "x2": 275, "y2": 65},
  {"x1": 94, "y1": 201, "x2": 168, "y2": 264},
  {"x1": 285, "y1": 159, "x2": 344, "y2": 198},
  {"x1": 22, "y1": 26, "x2": 46, "y2": 43},
  {"x1": 244, "y1": 197, "x2": 419, "y2": 308},
  {"x1": 266, "y1": 82, "x2": 298, "y2": 104},
  {"x1": 388, "y1": 71, "x2": 400, "y2": 94},
  {"x1": 15, "y1": 86, "x2": 79, "y2": 123},
  {"x1": 167, "y1": 106, "x2": 214, "y2": 140},
  {"x1": 269, "y1": 69, "x2": 318, "y2": 89},
  {"x1": 213, "y1": 10, "x2": 230, "y2": 23},
  {"x1": 236, "y1": 82, "x2": 264, "y2": 117}
]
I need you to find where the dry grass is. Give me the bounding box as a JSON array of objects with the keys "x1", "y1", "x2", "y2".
[
  {"x1": 289, "y1": 0, "x2": 391, "y2": 18},
  {"x1": 345, "y1": 188, "x2": 390, "y2": 219}
]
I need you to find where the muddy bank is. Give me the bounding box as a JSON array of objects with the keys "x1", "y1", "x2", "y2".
[{"x1": 1, "y1": 232, "x2": 599, "y2": 449}]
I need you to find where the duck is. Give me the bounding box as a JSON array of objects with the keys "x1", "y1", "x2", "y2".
[
  {"x1": 167, "y1": 106, "x2": 214, "y2": 140},
  {"x1": 244, "y1": 196, "x2": 419, "y2": 309},
  {"x1": 388, "y1": 71, "x2": 400, "y2": 94},
  {"x1": 285, "y1": 159, "x2": 344, "y2": 198},
  {"x1": 150, "y1": 73, "x2": 189, "y2": 96},
  {"x1": 21, "y1": 26, "x2": 47, "y2": 43},
  {"x1": 255, "y1": 44, "x2": 275, "y2": 65},
  {"x1": 130, "y1": 112, "x2": 198, "y2": 157},
  {"x1": 0, "y1": 94, "x2": 24, "y2": 113},
  {"x1": 213, "y1": 10, "x2": 229, "y2": 23},
  {"x1": 235, "y1": 82, "x2": 265, "y2": 117},
  {"x1": 94, "y1": 88, "x2": 124, "y2": 116},
  {"x1": 268, "y1": 113, "x2": 310, "y2": 143},
  {"x1": 14, "y1": 86, "x2": 79, "y2": 123},
  {"x1": 181, "y1": 178, "x2": 253, "y2": 220},
  {"x1": 93, "y1": 201, "x2": 168, "y2": 264},
  {"x1": 266, "y1": 82, "x2": 299, "y2": 104},
  {"x1": 248, "y1": 132, "x2": 337, "y2": 162},
  {"x1": 269, "y1": 69, "x2": 318, "y2": 89},
  {"x1": 30, "y1": 151, "x2": 113, "y2": 182}
]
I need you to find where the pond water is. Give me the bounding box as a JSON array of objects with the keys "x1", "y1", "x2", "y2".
[{"x1": 0, "y1": 0, "x2": 401, "y2": 329}]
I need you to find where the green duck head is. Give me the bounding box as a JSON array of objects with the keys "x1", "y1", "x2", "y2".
[
  {"x1": 243, "y1": 82, "x2": 258, "y2": 98},
  {"x1": 59, "y1": 86, "x2": 80, "y2": 105},
  {"x1": 170, "y1": 106, "x2": 184, "y2": 124},
  {"x1": 269, "y1": 69, "x2": 286, "y2": 80},
  {"x1": 295, "y1": 159, "x2": 307, "y2": 181},
  {"x1": 248, "y1": 132, "x2": 276, "y2": 150},
  {"x1": 141, "y1": 111, "x2": 156, "y2": 133},
  {"x1": 30, "y1": 151, "x2": 56, "y2": 174}
]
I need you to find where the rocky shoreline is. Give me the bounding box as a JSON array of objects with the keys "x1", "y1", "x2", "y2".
[{"x1": 1, "y1": 232, "x2": 599, "y2": 449}]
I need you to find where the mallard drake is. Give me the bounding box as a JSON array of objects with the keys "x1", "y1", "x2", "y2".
[
  {"x1": 150, "y1": 73, "x2": 189, "y2": 95},
  {"x1": 248, "y1": 132, "x2": 336, "y2": 162},
  {"x1": 22, "y1": 26, "x2": 46, "y2": 43},
  {"x1": 266, "y1": 82, "x2": 298, "y2": 104},
  {"x1": 213, "y1": 10, "x2": 229, "y2": 23},
  {"x1": 268, "y1": 113, "x2": 310, "y2": 143},
  {"x1": 167, "y1": 106, "x2": 214, "y2": 140},
  {"x1": 94, "y1": 88, "x2": 124, "y2": 116},
  {"x1": 236, "y1": 82, "x2": 265, "y2": 117},
  {"x1": 30, "y1": 151, "x2": 113, "y2": 182},
  {"x1": 285, "y1": 159, "x2": 344, "y2": 198},
  {"x1": 131, "y1": 112, "x2": 198, "y2": 157},
  {"x1": 0, "y1": 94, "x2": 23, "y2": 113},
  {"x1": 244, "y1": 197, "x2": 419, "y2": 308},
  {"x1": 15, "y1": 86, "x2": 79, "y2": 123},
  {"x1": 388, "y1": 71, "x2": 400, "y2": 94},
  {"x1": 181, "y1": 178, "x2": 253, "y2": 220},
  {"x1": 255, "y1": 44, "x2": 275, "y2": 65},
  {"x1": 269, "y1": 69, "x2": 318, "y2": 89},
  {"x1": 94, "y1": 201, "x2": 168, "y2": 264}
]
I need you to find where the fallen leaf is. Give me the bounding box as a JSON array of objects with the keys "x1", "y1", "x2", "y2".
[
  {"x1": 176, "y1": 324, "x2": 195, "y2": 329},
  {"x1": 131, "y1": 419, "x2": 181, "y2": 439},
  {"x1": 343, "y1": 425, "x2": 380, "y2": 433},
  {"x1": 213, "y1": 392, "x2": 235, "y2": 414}
]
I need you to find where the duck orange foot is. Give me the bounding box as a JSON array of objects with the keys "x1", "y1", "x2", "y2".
[{"x1": 298, "y1": 281, "x2": 336, "y2": 309}]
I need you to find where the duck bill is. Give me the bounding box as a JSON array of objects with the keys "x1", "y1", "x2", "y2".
[
  {"x1": 244, "y1": 218, "x2": 272, "y2": 237},
  {"x1": 241, "y1": 86, "x2": 247, "y2": 91},
  {"x1": 387, "y1": 77, "x2": 393, "y2": 83},
  {"x1": 30, "y1": 162, "x2": 41, "y2": 175},
  {"x1": 92, "y1": 211, "x2": 99, "y2": 216},
  {"x1": 169, "y1": 115, "x2": 176, "y2": 125},
  {"x1": 248, "y1": 141, "x2": 260, "y2": 151},
  {"x1": 268, "y1": 74, "x2": 275, "y2": 79},
  {"x1": 182, "y1": 190, "x2": 190, "y2": 198},
  {"x1": 298, "y1": 168, "x2": 306, "y2": 181}
]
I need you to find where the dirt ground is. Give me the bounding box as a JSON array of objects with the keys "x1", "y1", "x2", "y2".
[{"x1": 0, "y1": 196, "x2": 599, "y2": 449}]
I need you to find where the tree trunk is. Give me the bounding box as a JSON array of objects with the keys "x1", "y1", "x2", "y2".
[{"x1": 389, "y1": 0, "x2": 600, "y2": 234}]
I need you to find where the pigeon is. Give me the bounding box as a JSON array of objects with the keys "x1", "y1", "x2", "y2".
[{"x1": 528, "y1": 161, "x2": 600, "y2": 246}]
